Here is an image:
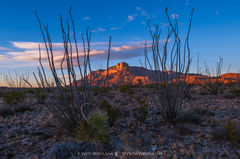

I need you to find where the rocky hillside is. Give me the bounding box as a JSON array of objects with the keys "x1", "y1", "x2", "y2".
[{"x1": 76, "y1": 62, "x2": 240, "y2": 86}]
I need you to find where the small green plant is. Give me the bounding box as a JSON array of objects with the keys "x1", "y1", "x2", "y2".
[
  {"x1": 2, "y1": 91, "x2": 25, "y2": 105},
  {"x1": 93, "y1": 87, "x2": 100, "y2": 96},
  {"x1": 34, "y1": 88, "x2": 47, "y2": 104},
  {"x1": 128, "y1": 88, "x2": 135, "y2": 95},
  {"x1": 99, "y1": 100, "x2": 120, "y2": 126},
  {"x1": 119, "y1": 85, "x2": 128, "y2": 93},
  {"x1": 137, "y1": 98, "x2": 147, "y2": 105},
  {"x1": 214, "y1": 119, "x2": 240, "y2": 144},
  {"x1": 133, "y1": 98, "x2": 148, "y2": 124},
  {"x1": 231, "y1": 88, "x2": 240, "y2": 97},
  {"x1": 75, "y1": 112, "x2": 108, "y2": 150},
  {"x1": 132, "y1": 104, "x2": 148, "y2": 124},
  {"x1": 184, "y1": 84, "x2": 193, "y2": 98}
]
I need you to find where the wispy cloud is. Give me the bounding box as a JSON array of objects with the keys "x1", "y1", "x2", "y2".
[
  {"x1": 0, "y1": 46, "x2": 12, "y2": 51},
  {"x1": 171, "y1": 14, "x2": 179, "y2": 19},
  {"x1": 92, "y1": 27, "x2": 106, "y2": 32},
  {"x1": 110, "y1": 27, "x2": 122, "y2": 31},
  {"x1": 216, "y1": 11, "x2": 220, "y2": 15},
  {"x1": 82, "y1": 16, "x2": 91, "y2": 20},
  {"x1": 128, "y1": 15, "x2": 135, "y2": 21},
  {"x1": 0, "y1": 41, "x2": 150, "y2": 69}
]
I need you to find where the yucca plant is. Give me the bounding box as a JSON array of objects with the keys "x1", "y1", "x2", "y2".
[{"x1": 75, "y1": 112, "x2": 109, "y2": 151}]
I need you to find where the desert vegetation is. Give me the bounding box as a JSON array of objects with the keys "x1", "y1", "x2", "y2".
[{"x1": 1, "y1": 7, "x2": 240, "y2": 159}]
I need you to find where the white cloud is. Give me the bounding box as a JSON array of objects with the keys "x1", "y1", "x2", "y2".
[
  {"x1": 0, "y1": 41, "x2": 150, "y2": 69},
  {"x1": 82, "y1": 16, "x2": 91, "y2": 20},
  {"x1": 110, "y1": 27, "x2": 122, "y2": 31},
  {"x1": 136, "y1": 6, "x2": 142, "y2": 10},
  {"x1": 92, "y1": 27, "x2": 106, "y2": 32},
  {"x1": 11, "y1": 41, "x2": 63, "y2": 49},
  {"x1": 128, "y1": 15, "x2": 135, "y2": 21}
]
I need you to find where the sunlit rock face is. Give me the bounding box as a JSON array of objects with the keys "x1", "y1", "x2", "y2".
[{"x1": 76, "y1": 62, "x2": 240, "y2": 86}]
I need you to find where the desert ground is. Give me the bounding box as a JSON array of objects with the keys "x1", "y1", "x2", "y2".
[{"x1": 0, "y1": 83, "x2": 240, "y2": 159}]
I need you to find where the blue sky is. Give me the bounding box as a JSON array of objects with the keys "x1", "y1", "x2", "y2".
[{"x1": 0, "y1": 0, "x2": 240, "y2": 85}]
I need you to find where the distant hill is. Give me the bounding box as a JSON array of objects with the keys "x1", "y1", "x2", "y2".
[{"x1": 76, "y1": 62, "x2": 240, "y2": 86}]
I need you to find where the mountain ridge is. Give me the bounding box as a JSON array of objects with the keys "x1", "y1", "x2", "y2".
[{"x1": 76, "y1": 62, "x2": 240, "y2": 86}]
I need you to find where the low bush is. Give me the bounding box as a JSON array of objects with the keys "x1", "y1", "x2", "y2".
[
  {"x1": 177, "y1": 109, "x2": 203, "y2": 124},
  {"x1": 132, "y1": 98, "x2": 148, "y2": 124},
  {"x1": 132, "y1": 105, "x2": 148, "y2": 124},
  {"x1": 193, "y1": 107, "x2": 215, "y2": 117},
  {"x1": 34, "y1": 88, "x2": 47, "y2": 104},
  {"x1": 223, "y1": 91, "x2": 237, "y2": 99},
  {"x1": 213, "y1": 119, "x2": 240, "y2": 145},
  {"x1": 231, "y1": 88, "x2": 240, "y2": 97},
  {"x1": 119, "y1": 85, "x2": 128, "y2": 93},
  {"x1": 0, "y1": 106, "x2": 14, "y2": 117},
  {"x1": 14, "y1": 105, "x2": 34, "y2": 113},
  {"x1": 99, "y1": 100, "x2": 120, "y2": 126},
  {"x1": 2, "y1": 91, "x2": 25, "y2": 105},
  {"x1": 75, "y1": 112, "x2": 108, "y2": 151}
]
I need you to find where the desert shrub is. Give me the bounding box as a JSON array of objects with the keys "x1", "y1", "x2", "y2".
[
  {"x1": 75, "y1": 112, "x2": 108, "y2": 151},
  {"x1": 223, "y1": 90, "x2": 237, "y2": 99},
  {"x1": 231, "y1": 88, "x2": 240, "y2": 97},
  {"x1": 132, "y1": 97, "x2": 148, "y2": 124},
  {"x1": 24, "y1": 88, "x2": 35, "y2": 95},
  {"x1": 132, "y1": 104, "x2": 148, "y2": 124},
  {"x1": 137, "y1": 98, "x2": 147, "y2": 105},
  {"x1": 204, "y1": 57, "x2": 224, "y2": 95},
  {"x1": 127, "y1": 88, "x2": 135, "y2": 95},
  {"x1": 214, "y1": 119, "x2": 240, "y2": 145},
  {"x1": 14, "y1": 105, "x2": 34, "y2": 113},
  {"x1": 0, "y1": 106, "x2": 14, "y2": 117},
  {"x1": 106, "y1": 106, "x2": 120, "y2": 126},
  {"x1": 34, "y1": 88, "x2": 47, "y2": 104},
  {"x1": 193, "y1": 107, "x2": 215, "y2": 117},
  {"x1": 208, "y1": 82, "x2": 222, "y2": 95},
  {"x1": 27, "y1": 10, "x2": 112, "y2": 132},
  {"x1": 184, "y1": 84, "x2": 194, "y2": 99},
  {"x1": 93, "y1": 87, "x2": 100, "y2": 96},
  {"x1": 143, "y1": 8, "x2": 194, "y2": 125},
  {"x1": 119, "y1": 85, "x2": 128, "y2": 93},
  {"x1": 2, "y1": 91, "x2": 25, "y2": 105},
  {"x1": 99, "y1": 100, "x2": 120, "y2": 126},
  {"x1": 177, "y1": 110, "x2": 203, "y2": 124}
]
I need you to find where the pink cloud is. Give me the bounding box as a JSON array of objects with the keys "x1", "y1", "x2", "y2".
[{"x1": 128, "y1": 15, "x2": 134, "y2": 21}]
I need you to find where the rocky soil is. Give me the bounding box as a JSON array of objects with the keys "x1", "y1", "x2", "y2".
[{"x1": 0, "y1": 85, "x2": 240, "y2": 159}]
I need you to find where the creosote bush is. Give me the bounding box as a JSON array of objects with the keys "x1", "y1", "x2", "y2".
[{"x1": 75, "y1": 112, "x2": 108, "y2": 151}]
